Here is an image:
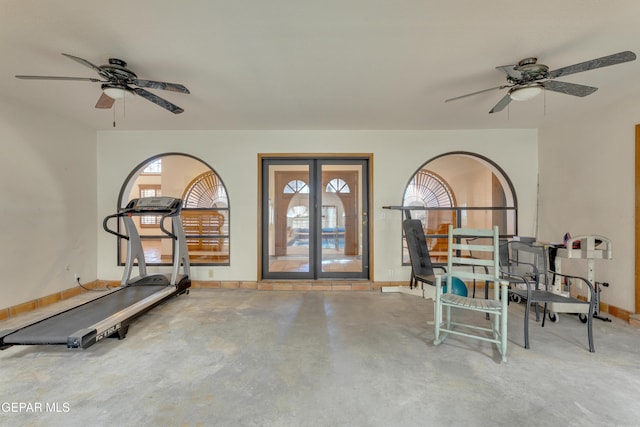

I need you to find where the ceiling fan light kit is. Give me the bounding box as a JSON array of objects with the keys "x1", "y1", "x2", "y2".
[
  {"x1": 445, "y1": 50, "x2": 636, "y2": 113},
  {"x1": 102, "y1": 84, "x2": 133, "y2": 100},
  {"x1": 509, "y1": 84, "x2": 543, "y2": 101}
]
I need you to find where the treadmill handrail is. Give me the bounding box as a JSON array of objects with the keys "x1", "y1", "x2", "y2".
[
  {"x1": 159, "y1": 214, "x2": 179, "y2": 240},
  {"x1": 102, "y1": 198, "x2": 183, "y2": 240},
  {"x1": 103, "y1": 213, "x2": 128, "y2": 240}
]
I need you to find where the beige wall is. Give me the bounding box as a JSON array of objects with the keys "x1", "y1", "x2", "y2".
[
  {"x1": 4, "y1": 91, "x2": 635, "y2": 316},
  {"x1": 97, "y1": 129, "x2": 538, "y2": 283},
  {"x1": 0, "y1": 99, "x2": 97, "y2": 309},
  {"x1": 539, "y1": 93, "x2": 640, "y2": 313}
]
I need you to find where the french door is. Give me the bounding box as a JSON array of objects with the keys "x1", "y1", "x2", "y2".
[{"x1": 261, "y1": 157, "x2": 369, "y2": 280}]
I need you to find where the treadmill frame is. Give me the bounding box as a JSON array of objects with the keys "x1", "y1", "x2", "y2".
[{"x1": 0, "y1": 197, "x2": 191, "y2": 350}]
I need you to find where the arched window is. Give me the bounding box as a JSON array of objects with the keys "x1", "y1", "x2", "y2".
[
  {"x1": 284, "y1": 179, "x2": 309, "y2": 194},
  {"x1": 401, "y1": 152, "x2": 517, "y2": 264},
  {"x1": 181, "y1": 171, "x2": 229, "y2": 264},
  {"x1": 404, "y1": 170, "x2": 454, "y2": 208},
  {"x1": 183, "y1": 171, "x2": 228, "y2": 208},
  {"x1": 326, "y1": 178, "x2": 350, "y2": 194},
  {"x1": 118, "y1": 153, "x2": 229, "y2": 266}
]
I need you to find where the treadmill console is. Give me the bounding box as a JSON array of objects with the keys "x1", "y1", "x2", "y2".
[
  {"x1": 125, "y1": 197, "x2": 182, "y2": 214},
  {"x1": 103, "y1": 197, "x2": 186, "y2": 246}
]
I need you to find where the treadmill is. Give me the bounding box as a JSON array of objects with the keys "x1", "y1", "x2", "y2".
[{"x1": 0, "y1": 197, "x2": 191, "y2": 350}]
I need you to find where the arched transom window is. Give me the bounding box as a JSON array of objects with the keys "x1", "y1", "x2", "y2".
[
  {"x1": 326, "y1": 178, "x2": 350, "y2": 194},
  {"x1": 284, "y1": 179, "x2": 309, "y2": 194},
  {"x1": 118, "y1": 153, "x2": 230, "y2": 267},
  {"x1": 403, "y1": 170, "x2": 454, "y2": 208}
]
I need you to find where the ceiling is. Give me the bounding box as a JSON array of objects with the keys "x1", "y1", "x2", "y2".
[{"x1": 2, "y1": 0, "x2": 640, "y2": 131}]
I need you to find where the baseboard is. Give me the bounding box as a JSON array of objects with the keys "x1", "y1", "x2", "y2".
[
  {"x1": 0, "y1": 280, "x2": 112, "y2": 322},
  {"x1": 1, "y1": 280, "x2": 635, "y2": 325},
  {"x1": 629, "y1": 314, "x2": 640, "y2": 328},
  {"x1": 191, "y1": 280, "x2": 378, "y2": 291}
]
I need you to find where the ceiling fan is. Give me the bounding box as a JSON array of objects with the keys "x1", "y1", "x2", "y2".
[
  {"x1": 445, "y1": 50, "x2": 636, "y2": 113},
  {"x1": 16, "y1": 53, "x2": 190, "y2": 114}
]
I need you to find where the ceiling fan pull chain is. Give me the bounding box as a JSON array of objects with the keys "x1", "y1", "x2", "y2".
[{"x1": 113, "y1": 102, "x2": 117, "y2": 128}]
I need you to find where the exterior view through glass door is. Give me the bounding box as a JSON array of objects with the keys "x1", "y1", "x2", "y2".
[{"x1": 262, "y1": 157, "x2": 369, "y2": 280}]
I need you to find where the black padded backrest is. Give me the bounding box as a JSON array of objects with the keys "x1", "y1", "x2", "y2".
[
  {"x1": 498, "y1": 239, "x2": 510, "y2": 269},
  {"x1": 403, "y1": 219, "x2": 435, "y2": 277}
]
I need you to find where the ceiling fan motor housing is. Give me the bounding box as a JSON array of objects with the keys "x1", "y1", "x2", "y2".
[
  {"x1": 510, "y1": 58, "x2": 549, "y2": 84},
  {"x1": 100, "y1": 58, "x2": 137, "y2": 82}
]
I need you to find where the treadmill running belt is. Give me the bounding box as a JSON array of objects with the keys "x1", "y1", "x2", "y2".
[{"x1": 4, "y1": 286, "x2": 166, "y2": 345}]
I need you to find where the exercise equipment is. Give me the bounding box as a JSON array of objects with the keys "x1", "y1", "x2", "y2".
[
  {"x1": 548, "y1": 235, "x2": 612, "y2": 323},
  {"x1": 442, "y1": 276, "x2": 468, "y2": 297},
  {"x1": 0, "y1": 197, "x2": 191, "y2": 350}
]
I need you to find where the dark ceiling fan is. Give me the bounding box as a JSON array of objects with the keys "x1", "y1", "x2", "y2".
[
  {"x1": 16, "y1": 53, "x2": 190, "y2": 114},
  {"x1": 445, "y1": 50, "x2": 636, "y2": 113}
]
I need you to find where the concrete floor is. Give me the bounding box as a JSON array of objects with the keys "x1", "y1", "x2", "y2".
[{"x1": 0, "y1": 289, "x2": 639, "y2": 427}]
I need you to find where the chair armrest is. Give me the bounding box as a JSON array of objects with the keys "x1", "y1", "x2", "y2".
[
  {"x1": 500, "y1": 270, "x2": 533, "y2": 284},
  {"x1": 546, "y1": 271, "x2": 596, "y2": 301},
  {"x1": 500, "y1": 271, "x2": 538, "y2": 297},
  {"x1": 504, "y1": 258, "x2": 538, "y2": 278},
  {"x1": 500, "y1": 270, "x2": 535, "y2": 284}
]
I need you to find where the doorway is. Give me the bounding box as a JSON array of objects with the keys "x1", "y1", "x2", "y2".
[{"x1": 261, "y1": 156, "x2": 370, "y2": 280}]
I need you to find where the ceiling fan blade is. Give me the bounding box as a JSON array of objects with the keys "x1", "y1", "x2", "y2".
[
  {"x1": 133, "y1": 79, "x2": 190, "y2": 94},
  {"x1": 132, "y1": 87, "x2": 184, "y2": 114},
  {"x1": 95, "y1": 92, "x2": 115, "y2": 109},
  {"x1": 489, "y1": 94, "x2": 512, "y2": 114},
  {"x1": 445, "y1": 85, "x2": 508, "y2": 103},
  {"x1": 548, "y1": 50, "x2": 636, "y2": 79},
  {"x1": 496, "y1": 64, "x2": 522, "y2": 80},
  {"x1": 61, "y1": 53, "x2": 103, "y2": 74},
  {"x1": 15, "y1": 75, "x2": 101, "y2": 82},
  {"x1": 542, "y1": 80, "x2": 598, "y2": 97}
]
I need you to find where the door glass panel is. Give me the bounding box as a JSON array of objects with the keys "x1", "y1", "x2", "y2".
[
  {"x1": 265, "y1": 163, "x2": 312, "y2": 274},
  {"x1": 262, "y1": 157, "x2": 369, "y2": 280},
  {"x1": 320, "y1": 163, "x2": 364, "y2": 273}
]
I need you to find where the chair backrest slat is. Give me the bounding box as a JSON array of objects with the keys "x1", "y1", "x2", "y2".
[
  {"x1": 451, "y1": 256, "x2": 495, "y2": 267},
  {"x1": 446, "y1": 224, "x2": 501, "y2": 296}
]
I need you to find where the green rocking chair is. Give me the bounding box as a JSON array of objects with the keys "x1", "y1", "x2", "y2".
[{"x1": 434, "y1": 225, "x2": 509, "y2": 363}]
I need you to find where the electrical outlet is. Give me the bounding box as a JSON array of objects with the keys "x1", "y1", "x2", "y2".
[{"x1": 74, "y1": 273, "x2": 80, "y2": 282}]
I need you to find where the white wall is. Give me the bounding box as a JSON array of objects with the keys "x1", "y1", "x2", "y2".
[
  {"x1": 0, "y1": 99, "x2": 97, "y2": 309},
  {"x1": 539, "y1": 94, "x2": 640, "y2": 313},
  {"x1": 97, "y1": 129, "x2": 538, "y2": 283}
]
